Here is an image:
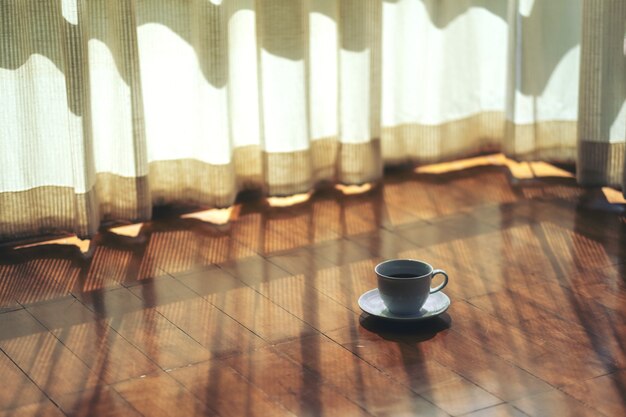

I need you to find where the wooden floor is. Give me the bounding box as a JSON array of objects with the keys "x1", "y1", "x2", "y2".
[{"x1": 0, "y1": 157, "x2": 625, "y2": 417}]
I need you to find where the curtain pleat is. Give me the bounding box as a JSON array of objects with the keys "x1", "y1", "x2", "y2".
[
  {"x1": 504, "y1": 0, "x2": 582, "y2": 162},
  {"x1": 87, "y1": 0, "x2": 151, "y2": 222},
  {"x1": 381, "y1": 0, "x2": 508, "y2": 164},
  {"x1": 1, "y1": 0, "x2": 625, "y2": 242},
  {"x1": 0, "y1": 0, "x2": 98, "y2": 239},
  {"x1": 577, "y1": 0, "x2": 626, "y2": 189},
  {"x1": 337, "y1": 0, "x2": 383, "y2": 184}
]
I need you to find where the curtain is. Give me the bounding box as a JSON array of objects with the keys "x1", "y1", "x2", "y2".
[
  {"x1": 0, "y1": 0, "x2": 624, "y2": 242},
  {"x1": 577, "y1": 0, "x2": 626, "y2": 189}
]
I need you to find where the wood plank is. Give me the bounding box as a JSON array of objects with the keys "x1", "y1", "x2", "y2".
[
  {"x1": 224, "y1": 346, "x2": 371, "y2": 417},
  {"x1": 561, "y1": 370, "x2": 626, "y2": 417},
  {"x1": 83, "y1": 287, "x2": 214, "y2": 369},
  {"x1": 113, "y1": 372, "x2": 218, "y2": 417},
  {"x1": 125, "y1": 279, "x2": 269, "y2": 355},
  {"x1": 276, "y1": 334, "x2": 450, "y2": 416},
  {"x1": 0, "y1": 351, "x2": 48, "y2": 411},
  {"x1": 181, "y1": 264, "x2": 358, "y2": 333},
  {"x1": 512, "y1": 389, "x2": 599, "y2": 417},
  {"x1": 169, "y1": 359, "x2": 296, "y2": 417},
  {"x1": 26, "y1": 297, "x2": 158, "y2": 384},
  {"x1": 0, "y1": 400, "x2": 65, "y2": 417},
  {"x1": 0, "y1": 309, "x2": 100, "y2": 400},
  {"x1": 462, "y1": 404, "x2": 530, "y2": 417},
  {"x1": 55, "y1": 386, "x2": 143, "y2": 417}
]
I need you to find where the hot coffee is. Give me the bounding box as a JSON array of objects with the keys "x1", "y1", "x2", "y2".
[{"x1": 388, "y1": 273, "x2": 417, "y2": 278}]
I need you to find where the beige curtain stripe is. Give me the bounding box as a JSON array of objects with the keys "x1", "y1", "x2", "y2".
[
  {"x1": 505, "y1": 120, "x2": 578, "y2": 163},
  {"x1": 383, "y1": 113, "x2": 504, "y2": 165},
  {"x1": 0, "y1": 188, "x2": 95, "y2": 241}
]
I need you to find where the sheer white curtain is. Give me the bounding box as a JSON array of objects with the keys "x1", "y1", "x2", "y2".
[{"x1": 1, "y1": 0, "x2": 624, "y2": 241}]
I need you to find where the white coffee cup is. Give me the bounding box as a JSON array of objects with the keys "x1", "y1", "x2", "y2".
[{"x1": 375, "y1": 259, "x2": 448, "y2": 315}]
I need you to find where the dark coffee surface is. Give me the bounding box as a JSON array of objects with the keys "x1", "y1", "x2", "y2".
[{"x1": 388, "y1": 273, "x2": 417, "y2": 278}]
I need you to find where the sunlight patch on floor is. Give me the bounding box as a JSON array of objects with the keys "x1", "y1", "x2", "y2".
[
  {"x1": 267, "y1": 192, "x2": 312, "y2": 207},
  {"x1": 335, "y1": 183, "x2": 373, "y2": 195},
  {"x1": 14, "y1": 235, "x2": 91, "y2": 253},
  {"x1": 602, "y1": 187, "x2": 626, "y2": 204},
  {"x1": 414, "y1": 153, "x2": 575, "y2": 180},
  {"x1": 181, "y1": 207, "x2": 234, "y2": 224},
  {"x1": 109, "y1": 223, "x2": 145, "y2": 237},
  {"x1": 415, "y1": 154, "x2": 507, "y2": 174}
]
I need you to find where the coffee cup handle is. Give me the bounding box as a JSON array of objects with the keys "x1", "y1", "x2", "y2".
[{"x1": 430, "y1": 269, "x2": 448, "y2": 294}]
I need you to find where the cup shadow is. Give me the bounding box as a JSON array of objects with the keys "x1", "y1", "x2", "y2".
[{"x1": 359, "y1": 312, "x2": 451, "y2": 343}]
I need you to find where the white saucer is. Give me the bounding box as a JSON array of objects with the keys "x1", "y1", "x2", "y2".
[{"x1": 358, "y1": 289, "x2": 450, "y2": 321}]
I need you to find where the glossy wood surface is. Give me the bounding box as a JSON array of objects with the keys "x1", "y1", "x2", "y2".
[{"x1": 0, "y1": 158, "x2": 624, "y2": 416}]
